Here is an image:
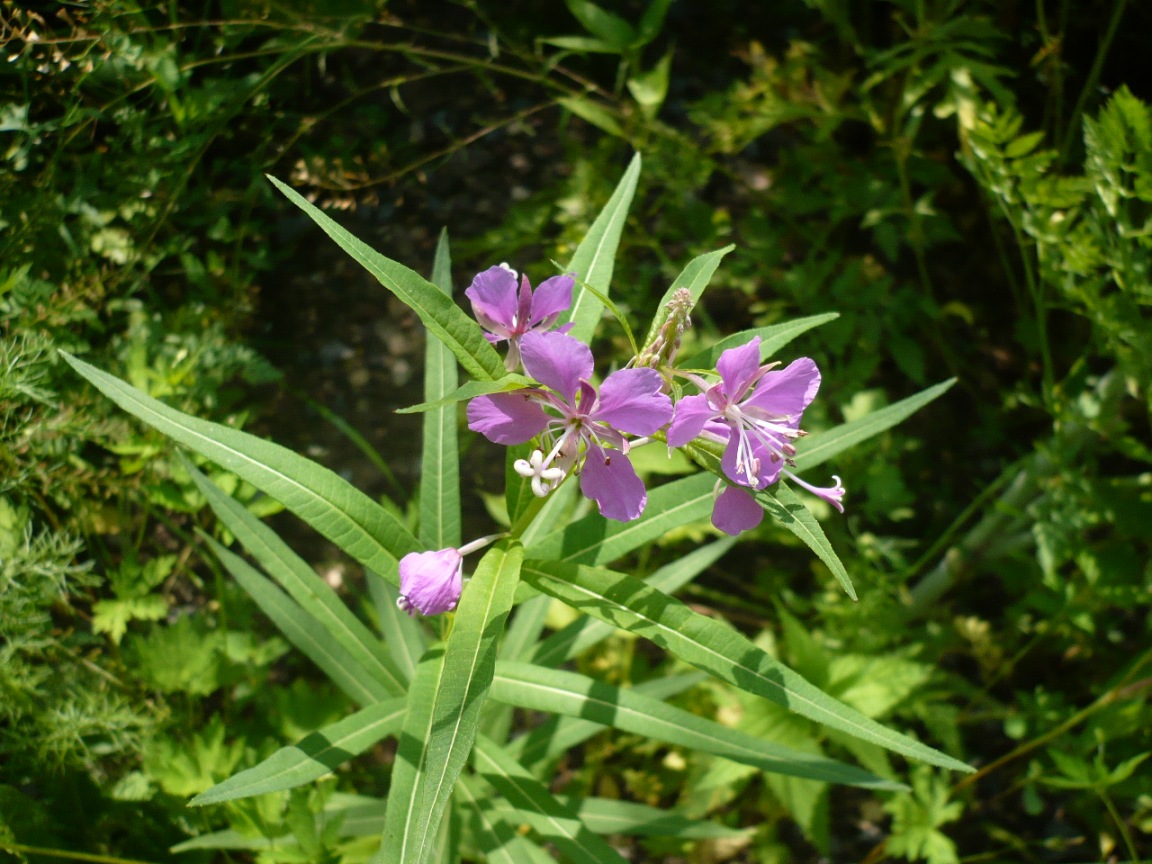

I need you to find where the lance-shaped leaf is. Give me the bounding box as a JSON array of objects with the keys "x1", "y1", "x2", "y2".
[
  {"x1": 480, "y1": 795, "x2": 748, "y2": 839},
  {"x1": 642, "y1": 245, "x2": 734, "y2": 347},
  {"x1": 493, "y1": 662, "x2": 899, "y2": 789},
  {"x1": 377, "y1": 543, "x2": 523, "y2": 864},
  {"x1": 267, "y1": 177, "x2": 504, "y2": 382},
  {"x1": 396, "y1": 376, "x2": 533, "y2": 415},
  {"x1": 560, "y1": 153, "x2": 641, "y2": 343},
  {"x1": 679, "y1": 313, "x2": 842, "y2": 370},
  {"x1": 188, "y1": 462, "x2": 405, "y2": 694},
  {"x1": 525, "y1": 472, "x2": 716, "y2": 565},
  {"x1": 472, "y1": 735, "x2": 629, "y2": 864},
  {"x1": 60, "y1": 352, "x2": 419, "y2": 582},
  {"x1": 520, "y1": 559, "x2": 972, "y2": 773},
  {"x1": 793, "y1": 378, "x2": 956, "y2": 472},
  {"x1": 420, "y1": 230, "x2": 462, "y2": 550},
  {"x1": 457, "y1": 776, "x2": 556, "y2": 864},
  {"x1": 367, "y1": 572, "x2": 428, "y2": 684},
  {"x1": 191, "y1": 698, "x2": 405, "y2": 805},
  {"x1": 207, "y1": 538, "x2": 392, "y2": 706}
]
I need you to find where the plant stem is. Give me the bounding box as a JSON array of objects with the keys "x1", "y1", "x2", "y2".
[{"x1": 1059, "y1": 0, "x2": 1128, "y2": 165}]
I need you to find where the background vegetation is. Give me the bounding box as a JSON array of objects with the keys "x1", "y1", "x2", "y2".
[{"x1": 2, "y1": 0, "x2": 1150, "y2": 862}]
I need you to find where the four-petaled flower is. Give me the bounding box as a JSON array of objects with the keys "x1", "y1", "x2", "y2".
[
  {"x1": 667, "y1": 336, "x2": 845, "y2": 535},
  {"x1": 397, "y1": 548, "x2": 463, "y2": 616},
  {"x1": 466, "y1": 264, "x2": 575, "y2": 371},
  {"x1": 467, "y1": 331, "x2": 672, "y2": 522}
]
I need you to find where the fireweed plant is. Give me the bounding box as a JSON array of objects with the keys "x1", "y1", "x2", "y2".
[{"x1": 63, "y1": 157, "x2": 969, "y2": 862}]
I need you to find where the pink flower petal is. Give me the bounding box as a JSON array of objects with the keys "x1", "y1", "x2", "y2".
[
  {"x1": 594, "y1": 368, "x2": 672, "y2": 436},
  {"x1": 520, "y1": 331, "x2": 593, "y2": 404},
  {"x1": 398, "y1": 548, "x2": 463, "y2": 616},
  {"x1": 712, "y1": 486, "x2": 764, "y2": 536},
  {"x1": 580, "y1": 444, "x2": 647, "y2": 522},
  {"x1": 529, "y1": 274, "x2": 575, "y2": 325},
  {"x1": 745, "y1": 357, "x2": 821, "y2": 416},
  {"x1": 715, "y1": 337, "x2": 763, "y2": 402},
  {"x1": 666, "y1": 393, "x2": 716, "y2": 447},
  {"x1": 465, "y1": 266, "x2": 519, "y2": 335},
  {"x1": 467, "y1": 392, "x2": 551, "y2": 445}
]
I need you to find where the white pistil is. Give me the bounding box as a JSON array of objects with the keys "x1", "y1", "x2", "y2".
[{"x1": 514, "y1": 447, "x2": 567, "y2": 497}]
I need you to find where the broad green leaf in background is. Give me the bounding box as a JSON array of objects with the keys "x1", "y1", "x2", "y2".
[
  {"x1": 521, "y1": 559, "x2": 972, "y2": 773},
  {"x1": 679, "y1": 313, "x2": 842, "y2": 370},
  {"x1": 188, "y1": 462, "x2": 406, "y2": 694},
  {"x1": 61, "y1": 352, "x2": 420, "y2": 582},
  {"x1": 642, "y1": 245, "x2": 735, "y2": 347},
  {"x1": 420, "y1": 230, "x2": 461, "y2": 550},
  {"x1": 472, "y1": 735, "x2": 630, "y2": 864},
  {"x1": 377, "y1": 543, "x2": 523, "y2": 864},
  {"x1": 493, "y1": 662, "x2": 899, "y2": 789},
  {"x1": 266, "y1": 176, "x2": 504, "y2": 382},
  {"x1": 207, "y1": 539, "x2": 393, "y2": 706},
  {"x1": 191, "y1": 698, "x2": 405, "y2": 806},
  {"x1": 560, "y1": 153, "x2": 641, "y2": 342},
  {"x1": 793, "y1": 378, "x2": 957, "y2": 472}
]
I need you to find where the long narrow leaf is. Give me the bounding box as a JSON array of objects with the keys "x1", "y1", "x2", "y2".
[
  {"x1": 642, "y1": 245, "x2": 735, "y2": 346},
  {"x1": 561, "y1": 153, "x2": 641, "y2": 343},
  {"x1": 525, "y1": 472, "x2": 715, "y2": 565},
  {"x1": 472, "y1": 735, "x2": 630, "y2": 864},
  {"x1": 188, "y1": 463, "x2": 406, "y2": 693},
  {"x1": 760, "y1": 482, "x2": 855, "y2": 600},
  {"x1": 481, "y1": 796, "x2": 747, "y2": 839},
  {"x1": 793, "y1": 378, "x2": 957, "y2": 471},
  {"x1": 493, "y1": 662, "x2": 898, "y2": 789},
  {"x1": 679, "y1": 313, "x2": 842, "y2": 370},
  {"x1": 377, "y1": 543, "x2": 523, "y2": 864},
  {"x1": 61, "y1": 352, "x2": 419, "y2": 582},
  {"x1": 267, "y1": 177, "x2": 504, "y2": 381},
  {"x1": 420, "y1": 230, "x2": 462, "y2": 549},
  {"x1": 457, "y1": 776, "x2": 556, "y2": 864},
  {"x1": 520, "y1": 559, "x2": 972, "y2": 773},
  {"x1": 208, "y1": 538, "x2": 392, "y2": 705},
  {"x1": 191, "y1": 699, "x2": 405, "y2": 806},
  {"x1": 367, "y1": 571, "x2": 428, "y2": 684}
]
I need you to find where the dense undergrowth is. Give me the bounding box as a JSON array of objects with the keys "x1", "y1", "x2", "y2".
[{"x1": 2, "y1": 1, "x2": 1150, "y2": 862}]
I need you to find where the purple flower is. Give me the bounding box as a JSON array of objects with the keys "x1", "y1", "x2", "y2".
[
  {"x1": 467, "y1": 331, "x2": 672, "y2": 522},
  {"x1": 466, "y1": 264, "x2": 575, "y2": 371},
  {"x1": 667, "y1": 336, "x2": 845, "y2": 534},
  {"x1": 397, "y1": 548, "x2": 463, "y2": 616}
]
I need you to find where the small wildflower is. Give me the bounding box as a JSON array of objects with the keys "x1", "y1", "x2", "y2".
[
  {"x1": 466, "y1": 265, "x2": 575, "y2": 371},
  {"x1": 468, "y1": 331, "x2": 672, "y2": 522},
  {"x1": 667, "y1": 336, "x2": 845, "y2": 533}
]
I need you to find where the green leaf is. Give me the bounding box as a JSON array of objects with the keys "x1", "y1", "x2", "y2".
[
  {"x1": 377, "y1": 543, "x2": 523, "y2": 864},
  {"x1": 188, "y1": 463, "x2": 406, "y2": 694},
  {"x1": 636, "y1": 0, "x2": 674, "y2": 45},
  {"x1": 457, "y1": 776, "x2": 557, "y2": 864},
  {"x1": 60, "y1": 352, "x2": 420, "y2": 582},
  {"x1": 208, "y1": 538, "x2": 393, "y2": 705},
  {"x1": 627, "y1": 51, "x2": 672, "y2": 116},
  {"x1": 564, "y1": 0, "x2": 636, "y2": 49},
  {"x1": 420, "y1": 229, "x2": 461, "y2": 549},
  {"x1": 482, "y1": 795, "x2": 747, "y2": 839},
  {"x1": 367, "y1": 572, "x2": 428, "y2": 684},
  {"x1": 526, "y1": 472, "x2": 716, "y2": 565},
  {"x1": 521, "y1": 559, "x2": 972, "y2": 773},
  {"x1": 92, "y1": 595, "x2": 168, "y2": 645},
  {"x1": 191, "y1": 699, "x2": 405, "y2": 805},
  {"x1": 642, "y1": 246, "x2": 735, "y2": 347},
  {"x1": 557, "y1": 96, "x2": 624, "y2": 136},
  {"x1": 266, "y1": 176, "x2": 504, "y2": 382},
  {"x1": 472, "y1": 735, "x2": 630, "y2": 864},
  {"x1": 396, "y1": 375, "x2": 532, "y2": 415},
  {"x1": 560, "y1": 153, "x2": 641, "y2": 342},
  {"x1": 794, "y1": 378, "x2": 957, "y2": 472},
  {"x1": 529, "y1": 539, "x2": 735, "y2": 666},
  {"x1": 679, "y1": 313, "x2": 842, "y2": 370},
  {"x1": 759, "y1": 483, "x2": 855, "y2": 600},
  {"x1": 493, "y1": 662, "x2": 898, "y2": 789}
]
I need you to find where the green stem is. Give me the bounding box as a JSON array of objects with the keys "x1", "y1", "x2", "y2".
[
  {"x1": 1098, "y1": 786, "x2": 1141, "y2": 864},
  {"x1": 1059, "y1": 0, "x2": 1128, "y2": 164},
  {"x1": 0, "y1": 844, "x2": 160, "y2": 864}
]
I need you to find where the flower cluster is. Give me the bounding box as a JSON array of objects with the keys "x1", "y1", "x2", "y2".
[{"x1": 400, "y1": 265, "x2": 847, "y2": 615}]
